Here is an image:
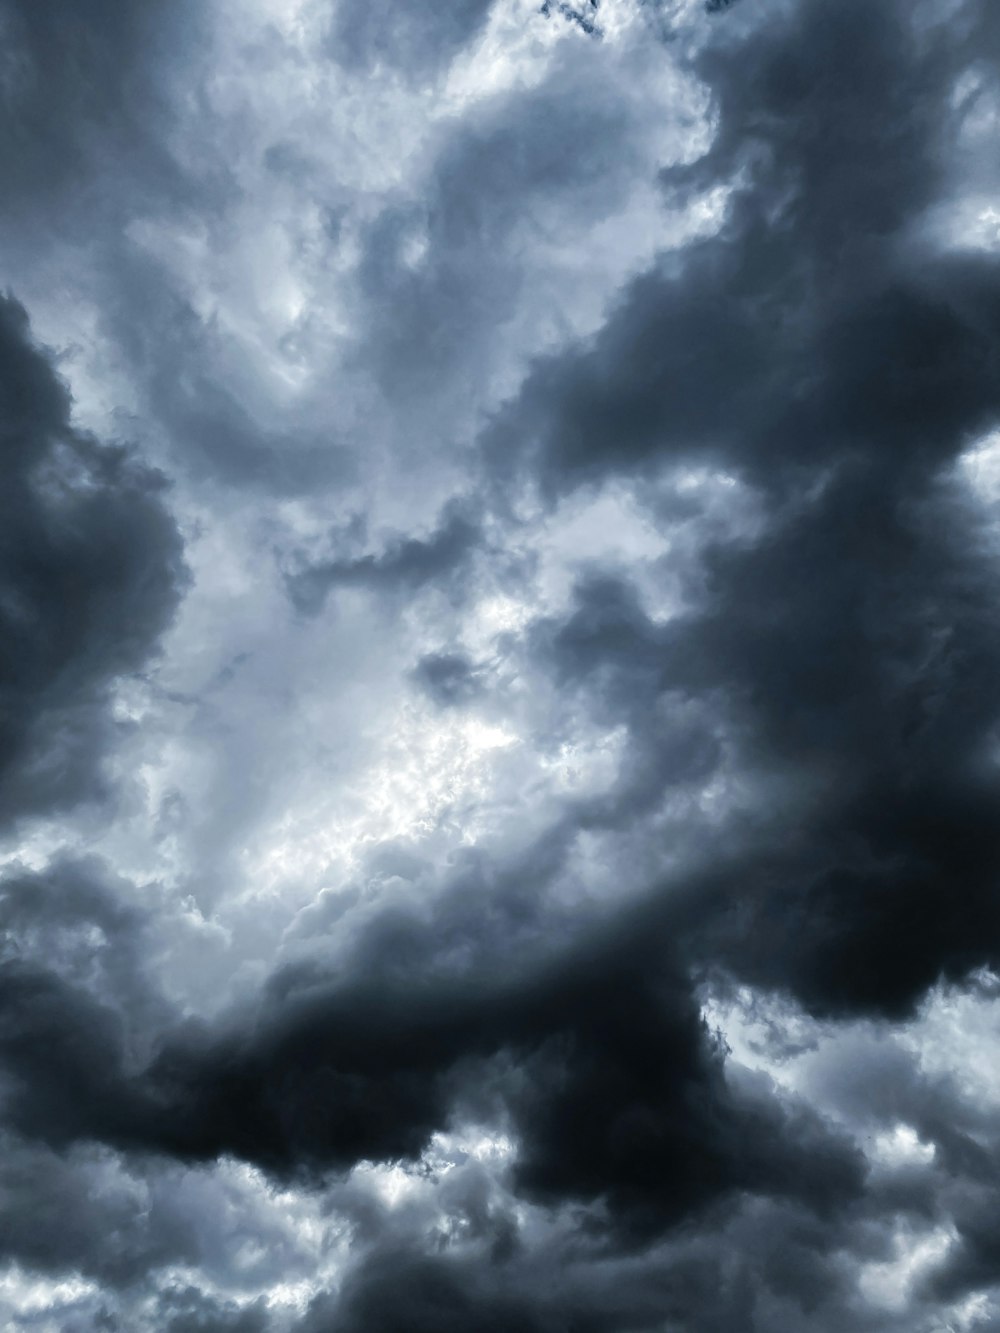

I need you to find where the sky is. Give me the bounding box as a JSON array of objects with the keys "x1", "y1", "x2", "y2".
[{"x1": 3, "y1": 0, "x2": 1000, "y2": 1328}]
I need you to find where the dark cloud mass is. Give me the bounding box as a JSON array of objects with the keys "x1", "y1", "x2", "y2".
[
  {"x1": 3, "y1": 0, "x2": 1000, "y2": 1329},
  {"x1": 0, "y1": 0, "x2": 198, "y2": 221},
  {"x1": 485, "y1": 0, "x2": 1000, "y2": 1022},
  {"x1": 0, "y1": 296, "x2": 185, "y2": 819}
]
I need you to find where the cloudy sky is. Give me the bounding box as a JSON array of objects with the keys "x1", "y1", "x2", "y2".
[{"x1": 4, "y1": 0, "x2": 1000, "y2": 1328}]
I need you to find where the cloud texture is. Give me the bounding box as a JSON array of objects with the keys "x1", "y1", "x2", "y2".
[{"x1": 4, "y1": 0, "x2": 1000, "y2": 1328}]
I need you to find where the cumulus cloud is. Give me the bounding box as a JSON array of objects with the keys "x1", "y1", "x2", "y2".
[
  {"x1": 3, "y1": 0, "x2": 1000, "y2": 1329},
  {"x1": 0, "y1": 296, "x2": 185, "y2": 820}
]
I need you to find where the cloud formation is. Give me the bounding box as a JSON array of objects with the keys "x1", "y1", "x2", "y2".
[
  {"x1": 0, "y1": 297, "x2": 185, "y2": 819},
  {"x1": 4, "y1": 0, "x2": 1000, "y2": 1329}
]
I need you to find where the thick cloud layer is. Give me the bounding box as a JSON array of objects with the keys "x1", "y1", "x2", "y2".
[
  {"x1": 483, "y1": 0, "x2": 1000, "y2": 1021},
  {"x1": 4, "y1": 0, "x2": 1000, "y2": 1329},
  {"x1": 0, "y1": 297, "x2": 185, "y2": 819}
]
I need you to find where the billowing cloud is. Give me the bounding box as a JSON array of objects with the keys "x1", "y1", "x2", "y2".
[
  {"x1": 0, "y1": 296, "x2": 185, "y2": 820},
  {"x1": 3, "y1": 0, "x2": 1000, "y2": 1330}
]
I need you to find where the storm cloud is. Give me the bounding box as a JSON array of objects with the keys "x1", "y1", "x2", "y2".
[{"x1": 4, "y1": 0, "x2": 1000, "y2": 1329}]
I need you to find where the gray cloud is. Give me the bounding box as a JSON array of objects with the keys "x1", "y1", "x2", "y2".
[
  {"x1": 326, "y1": 0, "x2": 495, "y2": 79},
  {"x1": 3, "y1": 0, "x2": 1000, "y2": 1329},
  {"x1": 0, "y1": 0, "x2": 202, "y2": 229},
  {"x1": 0, "y1": 296, "x2": 185, "y2": 820}
]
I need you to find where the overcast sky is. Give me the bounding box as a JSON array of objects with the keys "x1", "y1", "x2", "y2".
[{"x1": 4, "y1": 0, "x2": 1000, "y2": 1329}]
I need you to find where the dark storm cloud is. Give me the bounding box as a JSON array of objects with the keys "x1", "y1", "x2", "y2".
[
  {"x1": 528, "y1": 573, "x2": 726, "y2": 817},
  {"x1": 0, "y1": 1136, "x2": 185, "y2": 1289},
  {"x1": 0, "y1": 295, "x2": 185, "y2": 819},
  {"x1": 0, "y1": 0, "x2": 199, "y2": 221},
  {"x1": 302, "y1": 1237, "x2": 784, "y2": 1333},
  {"x1": 327, "y1": 0, "x2": 494, "y2": 79},
  {"x1": 483, "y1": 0, "x2": 1000, "y2": 1020},
  {"x1": 299, "y1": 1245, "x2": 657, "y2": 1333},
  {"x1": 484, "y1": 0, "x2": 988, "y2": 495},
  {"x1": 0, "y1": 856, "x2": 172, "y2": 1154},
  {"x1": 7, "y1": 0, "x2": 1000, "y2": 1327},
  {"x1": 299, "y1": 1163, "x2": 983, "y2": 1333},
  {"x1": 0, "y1": 838, "x2": 862, "y2": 1257},
  {"x1": 159, "y1": 1288, "x2": 269, "y2": 1333}
]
